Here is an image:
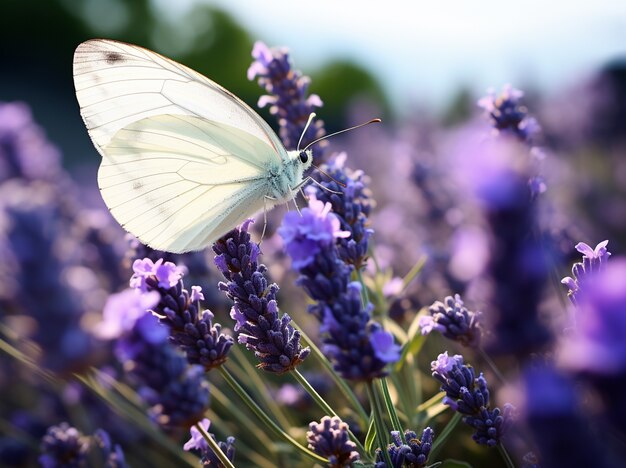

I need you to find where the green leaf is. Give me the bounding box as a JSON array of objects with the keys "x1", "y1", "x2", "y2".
[
  {"x1": 364, "y1": 414, "x2": 377, "y2": 454},
  {"x1": 394, "y1": 308, "x2": 428, "y2": 372}
]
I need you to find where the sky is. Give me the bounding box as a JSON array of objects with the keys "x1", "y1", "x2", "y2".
[{"x1": 159, "y1": 0, "x2": 626, "y2": 112}]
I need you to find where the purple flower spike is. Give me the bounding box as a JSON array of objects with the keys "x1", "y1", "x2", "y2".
[
  {"x1": 212, "y1": 219, "x2": 310, "y2": 374},
  {"x1": 248, "y1": 41, "x2": 327, "y2": 162},
  {"x1": 306, "y1": 416, "x2": 359, "y2": 467},
  {"x1": 561, "y1": 240, "x2": 611, "y2": 305},
  {"x1": 559, "y1": 259, "x2": 626, "y2": 375},
  {"x1": 39, "y1": 423, "x2": 89, "y2": 468},
  {"x1": 422, "y1": 294, "x2": 482, "y2": 347},
  {"x1": 375, "y1": 428, "x2": 435, "y2": 468},
  {"x1": 431, "y1": 352, "x2": 515, "y2": 446},
  {"x1": 478, "y1": 84, "x2": 540, "y2": 143},
  {"x1": 280, "y1": 196, "x2": 395, "y2": 380},
  {"x1": 129, "y1": 258, "x2": 234, "y2": 371},
  {"x1": 310, "y1": 153, "x2": 374, "y2": 270}
]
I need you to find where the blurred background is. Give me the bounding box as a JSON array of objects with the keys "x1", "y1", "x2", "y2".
[
  {"x1": 2, "y1": 0, "x2": 625, "y2": 165},
  {"x1": 1, "y1": 0, "x2": 626, "y2": 466}
]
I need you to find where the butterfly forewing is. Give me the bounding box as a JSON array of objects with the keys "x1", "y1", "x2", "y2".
[{"x1": 73, "y1": 39, "x2": 284, "y2": 155}]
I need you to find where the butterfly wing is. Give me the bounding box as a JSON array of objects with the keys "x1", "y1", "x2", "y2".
[
  {"x1": 73, "y1": 39, "x2": 285, "y2": 155},
  {"x1": 73, "y1": 39, "x2": 285, "y2": 252},
  {"x1": 100, "y1": 114, "x2": 272, "y2": 252}
]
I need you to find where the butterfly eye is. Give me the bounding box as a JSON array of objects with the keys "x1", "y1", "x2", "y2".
[{"x1": 299, "y1": 151, "x2": 309, "y2": 163}]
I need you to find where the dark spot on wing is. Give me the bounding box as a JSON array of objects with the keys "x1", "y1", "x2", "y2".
[
  {"x1": 133, "y1": 181, "x2": 143, "y2": 190},
  {"x1": 105, "y1": 52, "x2": 124, "y2": 64}
]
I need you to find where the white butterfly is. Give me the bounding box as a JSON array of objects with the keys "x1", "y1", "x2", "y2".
[{"x1": 73, "y1": 39, "x2": 313, "y2": 253}]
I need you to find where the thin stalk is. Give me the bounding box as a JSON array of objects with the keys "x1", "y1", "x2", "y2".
[
  {"x1": 204, "y1": 409, "x2": 275, "y2": 468},
  {"x1": 292, "y1": 369, "x2": 367, "y2": 456},
  {"x1": 498, "y1": 443, "x2": 516, "y2": 468},
  {"x1": 379, "y1": 378, "x2": 404, "y2": 443},
  {"x1": 366, "y1": 381, "x2": 392, "y2": 467},
  {"x1": 77, "y1": 373, "x2": 197, "y2": 466},
  {"x1": 195, "y1": 423, "x2": 236, "y2": 468},
  {"x1": 401, "y1": 255, "x2": 428, "y2": 291},
  {"x1": 355, "y1": 268, "x2": 370, "y2": 307},
  {"x1": 209, "y1": 385, "x2": 275, "y2": 455},
  {"x1": 478, "y1": 348, "x2": 507, "y2": 384},
  {"x1": 230, "y1": 345, "x2": 293, "y2": 428},
  {"x1": 218, "y1": 366, "x2": 327, "y2": 464},
  {"x1": 292, "y1": 322, "x2": 369, "y2": 424}
]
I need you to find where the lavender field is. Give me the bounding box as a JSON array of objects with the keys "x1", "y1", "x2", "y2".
[{"x1": 1, "y1": 3, "x2": 626, "y2": 467}]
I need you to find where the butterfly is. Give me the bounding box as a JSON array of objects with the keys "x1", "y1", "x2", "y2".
[{"x1": 73, "y1": 39, "x2": 314, "y2": 253}]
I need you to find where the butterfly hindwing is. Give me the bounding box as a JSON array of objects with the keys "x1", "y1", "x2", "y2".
[{"x1": 99, "y1": 114, "x2": 277, "y2": 253}]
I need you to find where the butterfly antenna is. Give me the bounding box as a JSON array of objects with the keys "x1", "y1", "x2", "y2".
[
  {"x1": 302, "y1": 118, "x2": 381, "y2": 152},
  {"x1": 297, "y1": 113, "x2": 317, "y2": 152}
]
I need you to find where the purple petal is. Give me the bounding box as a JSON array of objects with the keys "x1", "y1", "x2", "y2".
[{"x1": 370, "y1": 330, "x2": 401, "y2": 363}]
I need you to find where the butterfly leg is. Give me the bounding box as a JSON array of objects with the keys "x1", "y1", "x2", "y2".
[
  {"x1": 288, "y1": 186, "x2": 303, "y2": 216},
  {"x1": 261, "y1": 195, "x2": 277, "y2": 244},
  {"x1": 297, "y1": 176, "x2": 343, "y2": 195}
]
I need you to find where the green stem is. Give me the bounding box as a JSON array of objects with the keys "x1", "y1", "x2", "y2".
[
  {"x1": 208, "y1": 385, "x2": 275, "y2": 456},
  {"x1": 355, "y1": 268, "x2": 370, "y2": 307},
  {"x1": 379, "y1": 378, "x2": 404, "y2": 443},
  {"x1": 195, "y1": 423, "x2": 236, "y2": 468},
  {"x1": 366, "y1": 381, "x2": 392, "y2": 467},
  {"x1": 401, "y1": 255, "x2": 428, "y2": 291},
  {"x1": 230, "y1": 345, "x2": 293, "y2": 428},
  {"x1": 498, "y1": 443, "x2": 516, "y2": 468},
  {"x1": 292, "y1": 369, "x2": 366, "y2": 456},
  {"x1": 218, "y1": 366, "x2": 327, "y2": 464},
  {"x1": 478, "y1": 348, "x2": 507, "y2": 384},
  {"x1": 292, "y1": 322, "x2": 369, "y2": 425}
]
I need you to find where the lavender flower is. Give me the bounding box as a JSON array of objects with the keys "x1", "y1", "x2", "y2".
[
  {"x1": 478, "y1": 85, "x2": 540, "y2": 144},
  {"x1": 280, "y1": 195, "x2": 400, "y2": 380},
  {"x1": 184, "y1": 419, "x2": 236, "y2": 467},
  {"x1": 93, "y1": 429, "x2": 127, "y2": 468},
  {"x1": 523, "y1": 364, "x2": 609, "y2": 468},
  {"x1": 212, "y1": 219, "x2": 310, "y2": 374},
  {"x1": 558, "y1": 258, "x2": 626, "y2": 374},
  {"x1": 39, "y1": 423, "x2": 89, "y2": 467},
  {"x1": 311, "y1": 153, "x2": 374, "y2": 269},
  {"x1": 124, "y1": 234, "x2": 220, "y2": 301},
  {"x1": 478, "y1": 85, "x2": 546, "y2": 198},
  {"x1": 375, "y1": 428, "x2": 434, "y2": 468},
  {"x1": 561, "y1": 240, "x2": 611, "y2": 305},
  {"x1": 0, "y1": 180, "x2": 95, "y2": 373},
  {"x1": 129, "y1": 258, "x2": 234, "y2": 370},
  {"x1": 420, "y1": 294, "x2": 482, "y2": 347},
  {"x1": 0, "y1": 101, "x2": 62, "y2": 183},
  {"x1": 248, "y1": 41, "x2": 326, "y2": 162},
  {"x1": 306, "y1": 416, "x2": 359, "y2": 467},
  {"x1": 455, "y1": 135, "x2": 551, "y2": 356},
  {"x1": 101, "y1": 289, "x2": 210, "y2": 428},
  {"x1": 38, "y1": 424, "x2": 127, "y2": 468},
  {"x1": 431, "y1": 352, "x2": 515, "y2": 446}
]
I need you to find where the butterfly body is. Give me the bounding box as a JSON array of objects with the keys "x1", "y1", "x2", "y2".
[{"x1": 73, "y1": 39, "x2": 311, "y2": 253}]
